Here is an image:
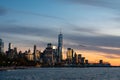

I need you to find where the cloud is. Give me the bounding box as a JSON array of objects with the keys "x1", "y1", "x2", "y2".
[
  {"x1": 99, "y1": 46, "x2": 120, "y2": 50},
  {"x1": 0, "y1": 24, "x2": 58, "y2": 38},
  {"x1": 72, "y1": 27, "x2": 105, "y2": 36},
  {"x1": 1, "y1": 24, "x2": 120, "y2": 55},
  {"x1": 64, "y1": 33, "x2": 120, "y2": 55},
  {"x1": 100, "y1": 54, "x2": 120, "y2": 59},
  {"x1": 112, "y1": 14, "x2": 120, "y2": 22},
  {"x1": 0, "y1": 6, "x2": 7, "y2": 15},
  {"x1": 0, "y1": 24, "x2": 59, "y2": 50},
  {"x1": 0, "y1": 6, "x2": 69, "y2": 24},
  {"x1": 64, "y1": 25, "x2": 120, "y2": 55},
  {"x1": 66, "y1": 34, "x2": 120, "y2": 47},
  {"x1": 73, "y1": 27, "x2": 97, "y2": 34},
  {"x1": 0, "y1": 6, "x2": 73, "y2": 27},
  {"x1": 63, "y1": 0, "x2": 120, "y2": 10},
  {"x1": 9, "y1": 8, "x2": 65, "y2": 21}
]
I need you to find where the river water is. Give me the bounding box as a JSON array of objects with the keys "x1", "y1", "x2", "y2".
[{"x1": 0, "y1": 68, "x2": 120, "y2": 80}]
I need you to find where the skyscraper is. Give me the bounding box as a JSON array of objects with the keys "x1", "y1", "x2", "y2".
[
  {"x1": 8, "y1": 43, "x2": 12, "y2": 51},
  {"x1": 33, "y1": 45, "x2": 37, "y2": 62},
  {"x1": 66, "y1": 48, "x2": 74, "y2": 64},
  {"x1": 58, "y1": 32, "x2": 63, "y2": 62},
  {"x1": 0, "y1": 39, "x2": 4, "y2": 53}
]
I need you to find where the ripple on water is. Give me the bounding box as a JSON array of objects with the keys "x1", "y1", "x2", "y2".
[{"x1": 0, "y1": 68, "x2": 120, "y2": 80}]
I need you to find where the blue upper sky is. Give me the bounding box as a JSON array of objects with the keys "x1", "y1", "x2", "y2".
[{"x1": 1, "y1": 0, "x2": 120, "y2": 58}]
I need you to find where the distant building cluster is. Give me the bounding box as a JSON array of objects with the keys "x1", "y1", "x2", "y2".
[{"x1": 0, "y1": 33, "x2": 111, "y2": 67}]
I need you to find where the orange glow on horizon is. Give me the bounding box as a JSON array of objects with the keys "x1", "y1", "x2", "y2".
[{"x1": 75, "y1": 49, "x2": 120, "y2": 66}]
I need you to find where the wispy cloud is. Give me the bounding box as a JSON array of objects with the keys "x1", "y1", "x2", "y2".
[
  {"x1": 0, "y1": 6, "x2": 70, "y2": 23},
  {"x1": 100, "y1": 54, "x2": 120, "y2": 59},
  {"x1": 0, "y1": 5, "x2": 76, "y2": 28},
  {"x1": 0, "y1": 24, "x2": 58, "y2": 49},
  {"x1": 0, "y1": 24, "x2": 58, "y2": 37},
  {"x1": 63, "y1": 0, "x2": 120, "y2": 10},
  {"x1": 64, "y1": 34, "x2": 120, "y2": 55},
  {"x1": 1, "y1": 23, "x2": 120, "y2": 55},
  {"x1": 112, "y1": 15, "x2": 120, "y2": 22},
  {"x1": 0, "y1": 6, "x2": 7, "y2": 15},
  {"x1": 99, "y1": 46, "x2": 120, "y2": 51},
  {"x1": 8, "y1": 8, "x2": 65, "y2": 21}
]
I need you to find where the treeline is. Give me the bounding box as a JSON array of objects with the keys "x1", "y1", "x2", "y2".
[{"x1": 0, "y1": 53, "x2": 37, "y2": 67}]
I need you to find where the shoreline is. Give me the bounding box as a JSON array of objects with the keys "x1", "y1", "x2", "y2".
[
  {"x1": 0, "y1": 66, "x2": 120, "y2": 71},
  {"x1": 0, "y1": 66, "x2": 31, "y2": 71}
]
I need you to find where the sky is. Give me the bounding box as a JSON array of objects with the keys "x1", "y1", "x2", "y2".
[{"x1": 0, "y1": 0, "x2": 120, "y2": 66}]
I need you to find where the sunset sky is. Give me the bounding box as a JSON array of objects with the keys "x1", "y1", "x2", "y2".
[{"x1": 0, "y1": 0, "x2": 120, "y2": 66}]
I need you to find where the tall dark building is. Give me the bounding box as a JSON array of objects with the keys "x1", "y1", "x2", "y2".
[
  {"x1": 33, "y1": 45, "x2": 37, "y2": 62},
  {"x1": 58, "y1": 32, "x2": 63, "y2": 62},
  {"x1": 0, "y1": 39, "x2": 4, "y2": 53},
  {"x1": 8, "y1": 43, "x2": 12, "y2": 51},
  {"x1": 7, "y1": 43, "x2": 15, "y2": 58}
]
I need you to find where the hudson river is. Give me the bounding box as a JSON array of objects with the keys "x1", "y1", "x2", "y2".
[{"x1": 0, "y1": 68, "x2": 120, "y2": 80}]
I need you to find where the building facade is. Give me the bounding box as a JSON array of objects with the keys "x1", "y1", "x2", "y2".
[
  {"x1": 66, "y1": 48, "x2": 74, "y2": 64},
  {"x1": 0, "y1": 39, "x2": 4, "y2": 53},
  {"x1": 42, "y1": 43, "x2": 57, "y2": 66},
  {"x1": 58, "y1": 32, "x2": 63, "y2": 62}
]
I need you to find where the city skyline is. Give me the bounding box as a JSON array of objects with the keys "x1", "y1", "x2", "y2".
[
  {"x1": 0, "y1": 33, "x2": 111, "y2": 67},
  {"x1": 0, "y1": 32, "x2": 114, "y2": 66},
  {"x1": 0, "y1": 0, "x2": 120, "y2": 66}
]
